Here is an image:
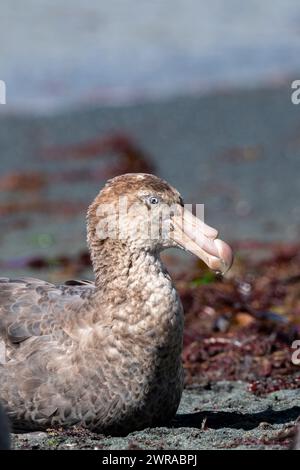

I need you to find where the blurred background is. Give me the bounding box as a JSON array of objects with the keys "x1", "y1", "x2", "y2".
[{"x1": 1, "y1": 0, "x2": 300, "y2": 280}]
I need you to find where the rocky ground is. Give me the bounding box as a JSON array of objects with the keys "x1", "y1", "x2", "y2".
[{"x1": 11, "y1": 382, "x2": 299, "y2": 450}]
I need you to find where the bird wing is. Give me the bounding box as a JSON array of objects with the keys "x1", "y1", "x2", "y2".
[{"x1": 0, "y1": 277, "x2": 95, "y2": 361}]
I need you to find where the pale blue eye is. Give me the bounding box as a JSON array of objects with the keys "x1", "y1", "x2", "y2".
[{"x1": 148, "y1": 196, "x2": 159, "y2": 205}]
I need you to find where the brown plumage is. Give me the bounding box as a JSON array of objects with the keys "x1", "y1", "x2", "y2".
[{"x1": 0, "y1": 173, "x2": 232, "y2": 434}]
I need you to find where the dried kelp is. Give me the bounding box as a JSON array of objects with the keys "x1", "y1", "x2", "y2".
[{"x1": 180, "y1": 244, "x2": 300, "y2": 394}]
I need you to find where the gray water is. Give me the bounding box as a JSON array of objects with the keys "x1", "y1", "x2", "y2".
[{"x1": 1, "y1": 0, "x2": 300, "y2": 112}]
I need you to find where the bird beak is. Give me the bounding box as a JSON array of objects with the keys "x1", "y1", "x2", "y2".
[{"x1": 170, "y1": 205, "x2": 233, "y2": 274}]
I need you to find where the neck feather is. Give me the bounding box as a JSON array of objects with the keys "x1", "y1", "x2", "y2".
[
  {"x1": 89, "y1": 238, "x2": 163, "y2": 298},
  {"x1": 87, "y1": 237, "x2": 183, "y2": 335}
]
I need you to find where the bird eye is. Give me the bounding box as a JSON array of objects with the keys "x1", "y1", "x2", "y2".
[{"x1": 148, "y1": 196, "x2": 160, "y2": 205}]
